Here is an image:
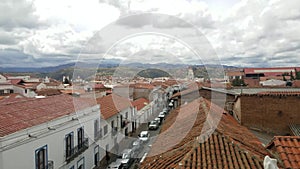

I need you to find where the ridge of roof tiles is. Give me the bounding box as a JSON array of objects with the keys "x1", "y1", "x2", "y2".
[
  {"x1": 96, "y1": 93, "x2": 132, "y2": 120},
  {"x1": 267, "y1": 136, "x2": 300, "y2": 169},
  {"x1": 140, "y1": 98, "x2": 269, "y2": 169},
  {"x1": 0, "y1": 94, "x2": 97, "y2": 137},
  {"x1": 132, "y1": 83, "x2": 155, "y2": 89},
  {"x1": 171, "y1": 84, "x2": 201, "y2": 98},
  {"x1": 131, "y1": 98, "x2": 149, "y2": 111}
]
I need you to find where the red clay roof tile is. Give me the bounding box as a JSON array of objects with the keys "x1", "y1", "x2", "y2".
[
  {"x1": 131, "y1": 98, "x2": 149, "y2": 111},
  {"x1": 267, "y1": 136, "x2": 300, "y2": 169},
  {"x1": 140, "y1": 98, "x2": 268, "y2": 169},
  {"x1": 96, "y1": 94, "x2": 132, "y2": 119},
  {"x1": 0, "y1": 94, "x2": 96, "y2": 137}
]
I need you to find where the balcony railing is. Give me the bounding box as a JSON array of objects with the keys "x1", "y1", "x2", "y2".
[
  {"x1": 46, "y1": 160, "x2": 54, "y2": 169},
  {"x1": 121, "y1": 119, "x2": 129, "y2": 128},
  {"x1": 65, "y1": 138, "x2": 89, "y2": 162}
]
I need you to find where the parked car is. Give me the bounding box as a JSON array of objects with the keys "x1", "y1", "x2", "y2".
[
  {"x1": 155, "y1": 117, "x2": 161, "y2": 125},
  {"x1": 119, "y1": 149, "x2": 135, "y2": 169},
  {"x1": 138, "y1": 131, "x2": 150, "y2": 143},
  {"x1": 158, "y1": 112, "x2": 165, "y2": 121},
  {"x1": 107, "y1": 159, "x2": 123, "y2": 169},
  {"x1": 132, "y1": 139, "x2": 142, "y2": 153},
  {"x1": 163, "y1": 108, "x2": 169, "y2": 114},
  {"x1": 148, "y1": 120, "x2": 159, "y2": 130}
]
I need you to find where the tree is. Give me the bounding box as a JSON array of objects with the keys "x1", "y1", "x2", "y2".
[
  {"x1": 290, "y1": 71, "x2": 295, "y2": 80},
  {"x1": 296, "y1": 71, "x2": 300, "y2": 80},
  {"x1": 231, "y1": 78, "x2": 245, "y2": 86}
]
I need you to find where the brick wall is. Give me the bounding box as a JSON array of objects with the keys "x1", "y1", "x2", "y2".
[
  {"x1": 239, "y1": 95, "x2": 300, "y2": 135},
  {"x1": 175, "y1": 89, "x2": 236, "y2": 111},
  {"x1": 199, "y1": 89, "x2": 236, "y2": 111}
]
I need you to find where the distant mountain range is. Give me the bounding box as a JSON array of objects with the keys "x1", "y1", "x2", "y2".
[{"x1": 0, "y1": 61, "x2": 238, "y2": 73}]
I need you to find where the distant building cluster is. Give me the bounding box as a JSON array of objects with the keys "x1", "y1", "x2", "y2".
[{"x1": 225, "y1": 67, "x2": 300, "y2": 87}]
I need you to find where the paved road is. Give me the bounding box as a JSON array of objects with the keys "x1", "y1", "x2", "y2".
[
  {"x1": 129, "y1": 125, "x2": 162, "y2": 169},
  {"x1": 103, "y1": 110, "x2": 169, "y2": 169}
]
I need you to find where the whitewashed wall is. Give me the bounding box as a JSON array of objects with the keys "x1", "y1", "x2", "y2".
[{"x1": 0, "y1": 105, "x2": 100, "y2": 169}]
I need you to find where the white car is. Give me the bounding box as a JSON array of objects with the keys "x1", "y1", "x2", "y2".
[
  {"x1": 155, "y1": 117, "x2": 161, "y2": 125},
  {"x1": 158, "y1": 112, "x2": 165, "y2": 119},
  {"x1": 107, "y1": 159, "x2": 123, "y2": 169},
  {"x1": 132, "y1": 139, "x2": 142, "y2": 153},
  {"x1": 119, "y1": 149, "x2": 134, "y2": 169},
  {"x1": 148, "y1": 120, "x2": 159, "y2": 130},
  {"x1": 138, "y1": 131, "x2": 150, "y2": 143}
]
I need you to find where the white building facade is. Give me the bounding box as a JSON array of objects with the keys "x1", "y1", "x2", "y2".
[{"x1": 0, "y1": 95, "x2": 101, "y2": 169}]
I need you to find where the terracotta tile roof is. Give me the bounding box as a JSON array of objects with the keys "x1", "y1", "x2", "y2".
[
  {"x1": 140, "y1": 98, "x2": 268, "y2": 169},
  {"x1": 164, "y1": 79, "x2": 178, "y2": 86},
  {"x1": 150, "y1": 81, "x2": 170, "y2": 89},
  {"x1": 171, "y1": 84, "x2": 200, "y2": 98},
  {"x1": 60, "y1": 89, "x2": 86, "y2": 95},
  {"x1": 131, "y1": 98, "x2": 149, "y2": 111},
  {"x1": 244, "y1": 67, "x2": 299, "y2": 76},
  {"x1": 266, "y1": 136, "x2": 300, "y2": 169},
  {"x1": 180, "y1": 133, "x2": 264, "y2": 169},
  {"x1": 36, "y1": 88, "x2": 62, "y2": 96},
  {"x1": 226, "y1": 71, "x2": 244, "y2": 77},
  {"x1": 202, "y1": 82, "x2": 227, "y2": 88},
  {"x1": 0, "y1": 93, "x2": 24, "y2": 101},
  {"x1": 293, "y1": 80, "x2": 300, "y2": 88},
  {"x1": 131, "y1": 83, "x2": 155, "y2": 89},
  {"x1": 44, "y1": 79, "x2": 62, "y2": 87},
  {"x1": 96, "y1": 94, "x2": 132, "y2": 120},
  {"x1": 0, "y1": 94, "x2": 96, "y2": 137},
  {"x1": 9, "y1": 79, "x2": 23, "y2": 85},
  {"x1": 14, "y1": 82, "x2": 41, "y2": 89},
  {"x1": 94, "y1": 83, "x2": 106, "y2": 89}
]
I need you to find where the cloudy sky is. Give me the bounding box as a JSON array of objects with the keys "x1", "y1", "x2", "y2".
[{"x1": 0, "y1": 0, "x2": 300, "y2": 67}]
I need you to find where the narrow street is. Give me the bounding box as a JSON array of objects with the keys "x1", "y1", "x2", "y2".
[
  {"x1": 99, "y1": 110, "x2": 167, "y2": 169},
  {"x1": 129, "y1": 125, "x2": 162, "y2": 169}
]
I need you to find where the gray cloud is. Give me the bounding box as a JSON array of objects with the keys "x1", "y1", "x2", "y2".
[
  {"x1": 0, "y1": 49, "x2": 35, "y2": 67},
  {"x1": 0, "y1": 0, "x2": 43, "y2": 30},
  {"x1": 1, "y1": 0, "x2": 300, "y2": 68},
  {"x1": 0, "y1": 48, "x2": 76, "y2": 67}
]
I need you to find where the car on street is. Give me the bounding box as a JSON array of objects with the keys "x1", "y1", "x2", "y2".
[
  {"x1": 138, "y1": 131, "x2": 150, "y2": 143},
  {"x1": 148, "y1": 120, "x2": 159, "y2": 130},
  {"x1": 163, "y1": 108, "x2": 169, "y2": 114},
  {"x1": 132, "y1": 139, "x2": 142, "y2": 154},
  {"x1": 154, "y1": 117, "x2": 161, "y2": 125},
  {"x1": 158, "y1": 112, "x2": 165, "y2": 121},
  {"x1": 119, "y1": 149, "x2": 135, "y2": 169},
  {"x1": 106, "y1": 159, "x2": 123, "y2": 169}
]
